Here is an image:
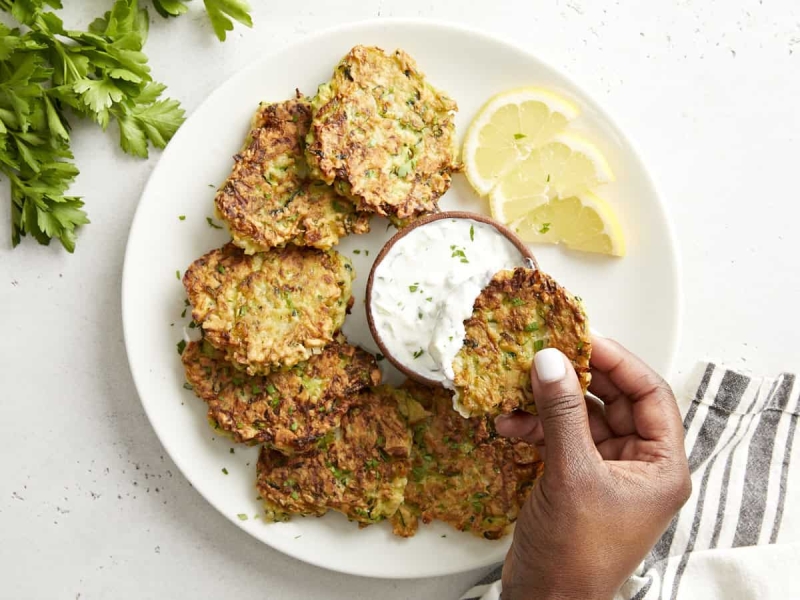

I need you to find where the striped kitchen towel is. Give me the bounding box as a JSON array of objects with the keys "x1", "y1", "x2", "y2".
[{"x1": 460, "y1": 364, "x2": 800, "y2": 600}]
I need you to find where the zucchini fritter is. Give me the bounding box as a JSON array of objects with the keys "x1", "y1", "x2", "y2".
[
  {"x1": 391, "y1": 382, "x2": 543, "y2": 539},
  {"x1": 183, "y1": 243, "x2": 354, "y2": 374},
  {"x1": 181, "y1": 338, "x2": 380, "y2": 454},
  {"x1": 306, "y1": 45, "x2": 458, "y2": 222},
  {"x1": 256, "y1": 386, "x2": 428, "y2": 525},
  {"x1": 452, "y1": 268, "x2": 591, "y2": 416},
  {"x1": 215, "y1": 98, "x2": 371, "y2": 253}
]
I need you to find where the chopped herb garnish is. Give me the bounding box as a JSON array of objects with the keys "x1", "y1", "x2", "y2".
[
  {"x1": 175, "y1": 270, "x2": 180, "y2": 280},
  {"x1": 208, "y1": 184, "x2": 216, "y2": 189},
  {"x1": 181, "y1": 308, "x2": 188, "y2": 318},
  {"x1": 534, "y1": 339, "x2": 545, "y2": 352},
  {"x1": 418, "y1": 311, "x2": 423, "y2": 320},
  {"x1": 365, "y1": 458, "x2": 379, "y2": 469},
  {"x1": 426, "y1": 297, "x2": 433, "y2": 302},
  {"x1": 413, "y1": 348, "x2": 424, "y2": 359},
  {"x1": 376, "y1": 353, "x2": 385, "y2": 362},
  {"x1": 409, "y1": 284, "x2": 419, "y2": 292},
  {"x1": 353, "y1": 249, "x2": 361, "y2": 255},
  {"x1": 221, "y1": 468, "x2": 229, "y2": 475},
  {"x1": 251, "y1": 385, "x2": 262, "y2": 395},
  {"x1": 290, "y1": 421, "x2": 298, "y2": 432},
  {"x1": 291, "y1": 491, "x2": 299, "y2": 500},
  {"x1": 546, "y1": 174, "x2": 551, "y2": 183},
  {"x1": 470, "y1": 224, "x2": 475, "y2": 241},
  {"x1": 206, "y1": 217, "x2": 223, "y2": 230},
  {"x1": 238, "y1": 306, "x2": 248, "y2": 317},
  {"x1": 178, "y1": 215, "x2": 186, "y2": 221},
  {"x1": 176, "y1": 340, "x2": 187, "y2": 355},
  {"x1": 511, "y1": 298, "x2": 525, "y2": 307},
  {"x1": 514, "y1": 133, "x2": 526, "y2": 140},
  {"x1": 216, "y1": 264, "x2": 226, "y2": 274},
  {"x1": 229, "y1": 448, "x2": 235, "y2": 454},
  {"x1": 365, "y1": 250, "x2": 370, "y2": 256},
  {"x1": 237, "y1": 513, "x2": 248, "y2": 521},
  {"x1": 451, "y1": 246, "x2": 469, "y2": 263},
  {"x1": 539, "y1": 223, "x2": 551, "y2": 234},
  {"x1": 524, "y1": 322, "x2": 539, "y2": 332},
  {"x1": 188, "y1": 321, "x2": 197, "y2": 329},
  {"x1": 182, "y1": 382, "x2": 193, "y2": 391}
]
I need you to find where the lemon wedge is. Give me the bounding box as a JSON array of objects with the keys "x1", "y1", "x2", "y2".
[
  {"x1": 462, "y1": 88, "x2": 580, "y2": 195},
  {"x1": 512, "y1": 192, "x2": 626, "y2": 256},
  {"x1": 488, "y1": 132, "x2": 615, "y2": 222}
]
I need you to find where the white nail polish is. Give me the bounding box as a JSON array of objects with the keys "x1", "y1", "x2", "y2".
[{"x1": 534, "y1": 348, "x2": 566, "y2": 383}]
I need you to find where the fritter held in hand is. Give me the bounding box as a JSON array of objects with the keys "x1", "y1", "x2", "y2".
[
  {"x1": 181, "y1": 338, "x2": 380, "y2": 454},
  {"x1": 183, "y1": 243, "x2": 354, "y2": 374},
  {"x1": 391, "y1": 381, "x2": 543, "y2": 539},
  {"x1": 306, "y1": 45, "x2": 458, "y2": 222},
  {"x1": 255, "y1": 386, "x2": 428, "y2": 525},
  {"x1": 215, "y1": 97, "x2": 371, "y2": 253},
  {"x1": 451, "y1": 267, "x2": 591, "y2": 416}
]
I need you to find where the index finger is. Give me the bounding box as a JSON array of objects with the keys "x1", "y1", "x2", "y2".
[{"x1": 590, "y1": 336, "x2": 684, "y2": 446}]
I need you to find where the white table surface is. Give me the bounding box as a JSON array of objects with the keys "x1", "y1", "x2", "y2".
[{"x1": 2, "y1": 1, "x2": 799, "y2": 598}]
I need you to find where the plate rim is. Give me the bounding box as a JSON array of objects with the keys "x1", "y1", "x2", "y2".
[{"x1": 121, "y1": 17, "x2": 682, "y2": 579}]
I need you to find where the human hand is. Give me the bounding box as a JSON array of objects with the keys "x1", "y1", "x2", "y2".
[{"x1": 495, "y1": 336, "x2": 691, "y2": 600}]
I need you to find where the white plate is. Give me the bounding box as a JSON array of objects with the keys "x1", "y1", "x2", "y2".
[{"x1": 122, "y1": 19, "x2": 681, "y2": 579}]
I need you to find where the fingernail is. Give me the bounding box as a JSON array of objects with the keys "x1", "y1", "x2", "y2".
[{"x1": 533, "y1": 348, "x2": 566, "y2": 383}]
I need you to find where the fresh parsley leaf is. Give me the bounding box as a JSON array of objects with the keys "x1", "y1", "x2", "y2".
[
  {"x1": 206, "y1": 216, "x2": 223, "y2": 229},
  {"x1": 469, "y1": 224, "x2": 474, "y2": 241},
  {"x1": 116, "y1": 96, "x2": 185, "y2": 158},
  {"x1": 152, "y1": 0, "x2": 191, "y2": 18},
  {"x1": 513, "y1": 133, "x2": 526, "y2": 140},
  {"x1": 539, "y1": 222, "x2": 551, "y2": 234},
  {"x1": 203, "y1": 0, "x2": 253, "y2": 42}
]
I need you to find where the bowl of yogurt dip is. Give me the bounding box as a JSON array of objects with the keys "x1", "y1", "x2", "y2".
[{"x1": 366, "y1": 212, "x2": 536, "y2": 387}]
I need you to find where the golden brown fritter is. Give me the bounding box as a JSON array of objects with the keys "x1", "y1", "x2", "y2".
[
  {"x1": 215, "y1": 98, "x2": 371, "y2": 253},
  {"x1": 452, "y1": 268, "x2": 591, "y2": 416},
  {"x1": 305, "y1": 45, "x2": 458, "y2": 222},
  {"x1": 255, "y1": 386, "x2": 429, "y2": 525},
  {"x1": 183, "y1": 243, "x2": 354, "y2": 374},
  {"x1": 391, "y1": 381, "x2": 543, "y2": 539},
  {"x1": 181, "y1": 338, "x2": 380, "y2": 454}
]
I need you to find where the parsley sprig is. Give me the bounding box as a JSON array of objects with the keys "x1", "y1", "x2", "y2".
[{"x1": 0, "y1": 0, "x2": 253, "y2": 252}]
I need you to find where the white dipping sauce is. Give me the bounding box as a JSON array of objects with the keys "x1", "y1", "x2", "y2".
[{"x1": 370, "y1": 218, "x2": 527, "y2": 384}]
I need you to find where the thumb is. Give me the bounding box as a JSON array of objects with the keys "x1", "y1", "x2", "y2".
[{"x1": 530, "y1": 348, "x2": 597, "y2": 476}]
